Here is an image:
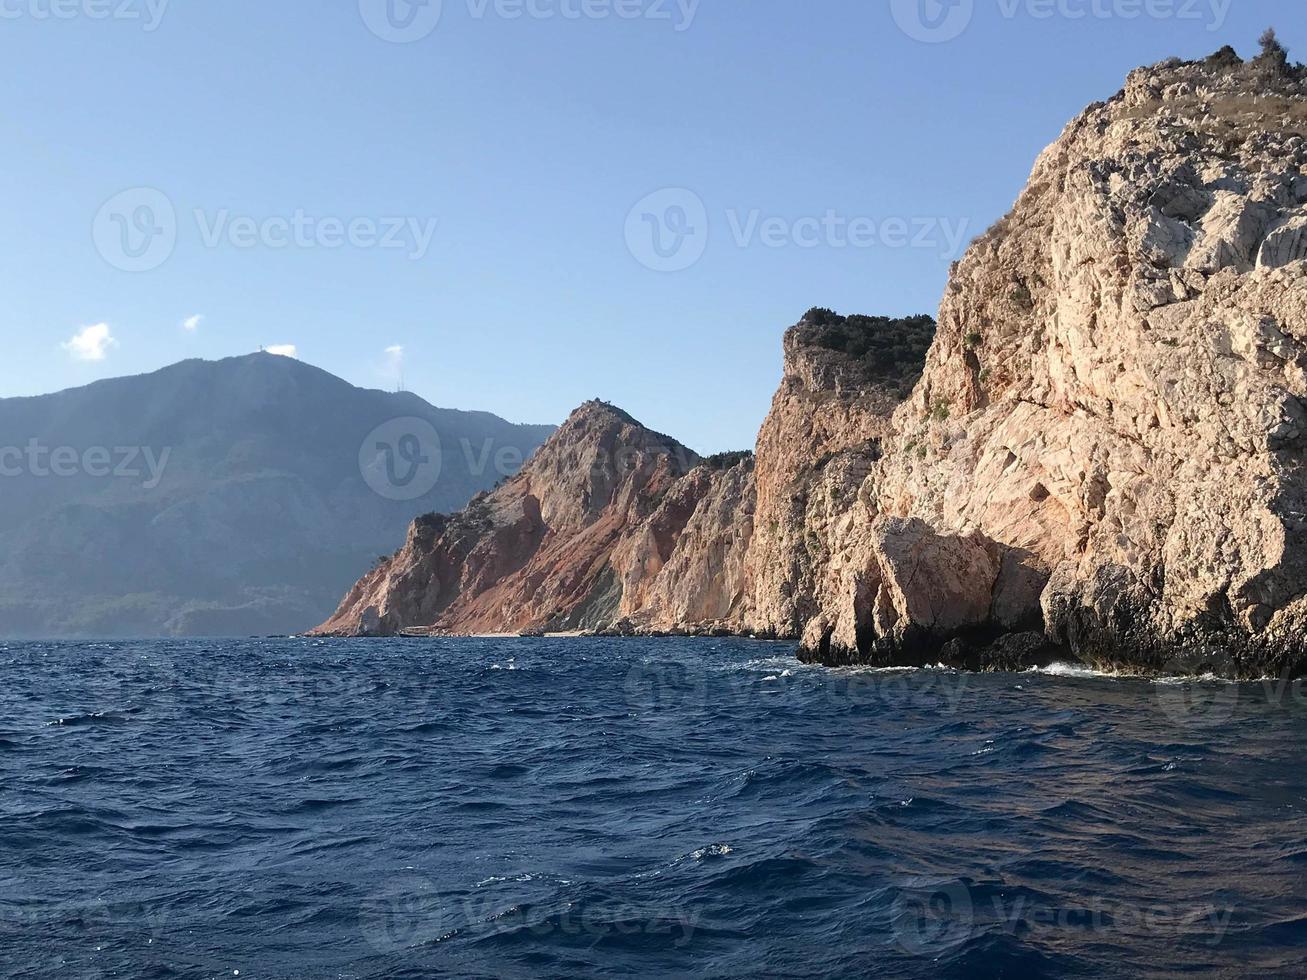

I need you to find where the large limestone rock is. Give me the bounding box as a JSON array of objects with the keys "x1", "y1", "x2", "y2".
[
  {"x1": 747, "y1": 312, "x2": 936, "y2": 638},
  {"x1": 803, "y1": 47, "x2": 1307, "y2": 678}
]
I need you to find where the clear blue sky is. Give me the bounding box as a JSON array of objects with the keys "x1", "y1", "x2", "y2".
[{"x1": 1, "y1": 0, "x2": 1298, "y2": 452}]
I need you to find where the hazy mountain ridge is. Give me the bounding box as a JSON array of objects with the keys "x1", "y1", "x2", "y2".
[{"x1": 0, "y1": 353, "x2": 553, "y2": 637}]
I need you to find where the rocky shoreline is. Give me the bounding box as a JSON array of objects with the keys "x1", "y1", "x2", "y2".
[{"x1": 315, "y1": 43, "x2": 1307, "y2": 681}]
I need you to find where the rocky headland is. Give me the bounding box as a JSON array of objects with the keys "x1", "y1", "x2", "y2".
[{"x1": 316, "y1": 42, "x2": 1307, "y2": 680}]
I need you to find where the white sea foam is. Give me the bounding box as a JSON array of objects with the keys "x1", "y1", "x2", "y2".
[
  {"x1": 741, "y1": 656, "x2": 815, "y2": 673},
  {"x1": 1152, "y1": 672, "x2": 1233, "y2": 685},
  {"x1": 692, "y1": 843, "x2": 733, "y2": 861},
  {"x1": 843, "y1": 665, "x2": 919, "y2": 675},
  {"x1": 1030, "y1": 663, "x2": 1254, "y2": 685},
  {"x1": 476, "y1": 873, "x2": 540, "y2": 886},
  {"x1": 1029, "y1": 662, "x2": 1117, "y2": 679}
]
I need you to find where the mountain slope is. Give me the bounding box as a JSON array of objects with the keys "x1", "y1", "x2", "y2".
[
  {"x1": 802, "y1": 45, "x2": 1307, "y2": 678},
  {"x1": 312, "y1": 400, "x2": 756, "y2": 637},
  {"x1": 0, "y1": 354, "x2": 552, "y2": 637}
]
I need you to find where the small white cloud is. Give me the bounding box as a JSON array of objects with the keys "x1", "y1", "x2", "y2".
[
  {"x1": 182, "y1": 314, "x2": 203, "y2": 332},
  {"x1": 61, "y1": 323, "x2": 118, "y2": 362},
  {"x1": 265, "y1": 344, "x2": 297, "y2": 358},
  {"x1": 381, "y1": 344, "x2": 406, "y2": 386}
]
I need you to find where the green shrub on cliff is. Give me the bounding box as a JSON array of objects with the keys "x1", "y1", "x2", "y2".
[
  {"x1": 1252, "y1": 28, "x2": 1305, "y2": 81},
  {"x1": 796, "y1": 308, "x2": 936, "y2": 378},
  {"x1": 703, "y1": 450, "x2": 754, "y2": 471},
  {"x1": 1258, "y1": 28, "x2": 1289, "y2": 68}
]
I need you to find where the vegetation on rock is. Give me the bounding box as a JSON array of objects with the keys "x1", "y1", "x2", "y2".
[{"x1": 796, "y1": 309, "x2": 936, "y2": 379}]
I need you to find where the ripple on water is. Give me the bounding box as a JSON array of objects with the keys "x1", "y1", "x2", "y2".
[{"x1": 0, "y1": 636, "x2": 1303, "y2": 979}]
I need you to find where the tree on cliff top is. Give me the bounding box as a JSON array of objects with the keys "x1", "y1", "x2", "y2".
[
  {"x1": 1258, "y1": 28, "x2": 1287, "y2": 62},
  {"x1": 1253, "y1": 28, "x2": 1304, "y2": 80}
]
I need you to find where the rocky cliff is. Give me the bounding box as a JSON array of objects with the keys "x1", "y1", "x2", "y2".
[
  {"x1": 312, "y1": 402, "x2": 758, "y2": 637},
  {"x1": 747, "y1": 312, "x2": 935, "y2": 639},
  {"x1": 313, "y1": 312, "x2": 932, "y2": 640},
  {"x1": 316, "y1": 42, "x2": 1307, "y2": 679},
  {"x1": 813, "y1": 43, "x2": 1307, "y2": 679}
]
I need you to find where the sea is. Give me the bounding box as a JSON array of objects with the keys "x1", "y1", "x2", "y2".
[{"x1": 1, "y1": 637, "x2": 1305, "y2": 979}]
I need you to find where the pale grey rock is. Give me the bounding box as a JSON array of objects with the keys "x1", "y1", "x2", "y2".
[
  {"x1": 801, "y1": 51, "x2": 1307, "y2": 678},
  {"x1": 1258, "y1": 213, "x2": 1307, "y2": 268}
]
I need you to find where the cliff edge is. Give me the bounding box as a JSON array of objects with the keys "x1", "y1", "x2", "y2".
[
  {"x1": 810, "y1": 44, "x2": 1307, "y2": 678},
  {"x1": 316, "y1": 42, "x2": 1307, "y2": 679}
]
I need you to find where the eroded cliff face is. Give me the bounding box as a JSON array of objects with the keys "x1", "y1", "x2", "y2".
[
  {"x1": 312, "y1": 314, "x2": 931, "y2": 641},
  {"x1": 747, "y1": 313, "x2": 935, "y2": 639},
  {"x1": 614, "y1": 458, "x2": 755, "y2": 631},
  {"x1": 317, "y1": 46, "x2": 1307, "y2": 678},
  {"x1": 805, "y1": 48, "x2": 1307, "y2": 678},
  {"x1": 312, "y1": 402, "x2": 758, "y2": 637}
]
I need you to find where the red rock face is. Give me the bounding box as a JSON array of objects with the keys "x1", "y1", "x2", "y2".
[{"x1": 311, "y1": 401, "x2": 757, "y2": 637}]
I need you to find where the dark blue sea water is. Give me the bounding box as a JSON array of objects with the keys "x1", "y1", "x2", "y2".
[{"x1": 2, "y1": 638, "x2": 1305, "y2": 979}]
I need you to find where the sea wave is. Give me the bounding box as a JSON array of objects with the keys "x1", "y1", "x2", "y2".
[{"x1": 0, "y1": 636, "x2": 1303, "y2": 979}]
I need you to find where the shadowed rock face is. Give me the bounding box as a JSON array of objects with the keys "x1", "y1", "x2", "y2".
[{"x1": 318, "y1": 47, "x2": 1307, "y2": 679}]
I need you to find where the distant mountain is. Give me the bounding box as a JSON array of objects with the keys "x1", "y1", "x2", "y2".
[{"x1": 0, "y1": 354, "x2": 553, "y2": 637}]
